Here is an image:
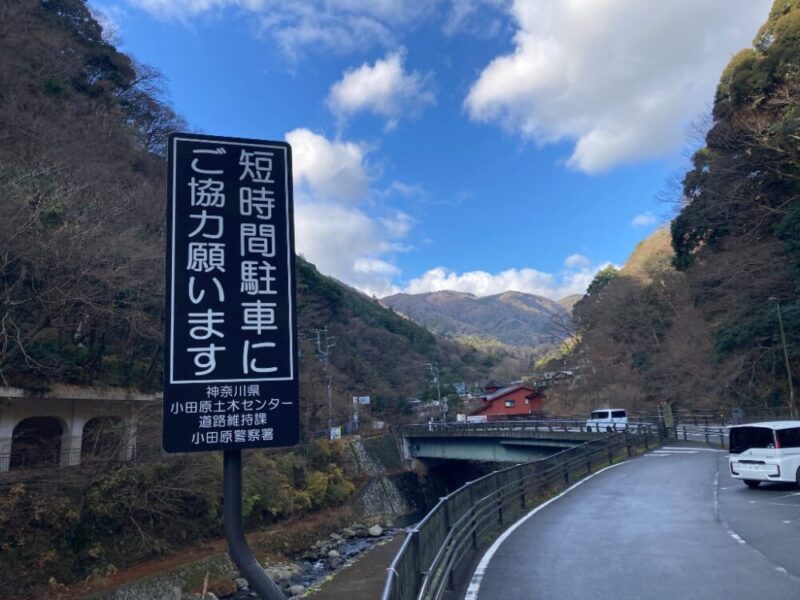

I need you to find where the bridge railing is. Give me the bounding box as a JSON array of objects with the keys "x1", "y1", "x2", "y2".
[
  {"x1": 382, "y1": 426, "x2": 661, "y2": 600},
  {"x1": 403, "y1": 419, "x2": 655, "y2": 436}
]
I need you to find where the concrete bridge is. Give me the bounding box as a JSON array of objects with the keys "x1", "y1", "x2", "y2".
[{"x1": 402, "y1": 421, "x2": 611, "y2": 462}]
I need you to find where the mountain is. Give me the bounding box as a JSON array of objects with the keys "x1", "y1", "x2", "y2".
[
  {"x1": 381, "y1": 290, "x2": 571, "y2": 349},
  {"x1": 558, "y1": 294, "x2": 582, "y2": 313}
]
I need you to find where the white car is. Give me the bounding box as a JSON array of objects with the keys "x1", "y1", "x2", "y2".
[
  {"x1": 729, "y1": 421, "x2": 800, "y2": 488},
  {"x1": 586, "y1": 408, "x2": 628, "y2": 432}
]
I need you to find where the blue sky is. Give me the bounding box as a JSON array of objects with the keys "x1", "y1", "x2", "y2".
[{"x1": 90, "y1": 0, "x2": 772, "y2": 298}]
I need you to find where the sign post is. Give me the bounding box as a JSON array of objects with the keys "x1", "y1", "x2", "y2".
[{"x1": 165, "y1": 132, "x2": 298, "y2": 599}]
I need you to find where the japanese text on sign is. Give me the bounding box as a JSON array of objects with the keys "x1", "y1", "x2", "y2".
[{"x1": 164, "y1": 133, "x2": 298, "y2": 453}]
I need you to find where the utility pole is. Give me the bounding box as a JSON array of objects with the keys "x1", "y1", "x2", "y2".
[
  {"x1": 770, "y1": 298, "x2": 796, "y2": 418},
  {"x1": 427, "y1": 361, "x2": 444, "y2": 421},
  {"x1": 302, "y1": 327, "x2": 336, "y2": 432}
]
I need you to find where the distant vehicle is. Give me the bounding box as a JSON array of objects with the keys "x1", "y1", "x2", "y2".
[
  {"x1": 586, "y1": 408, "x2": 628, "y2": 432},
  {"x1": 729, "y1": 421, "x2": 800, "y2": 488}
]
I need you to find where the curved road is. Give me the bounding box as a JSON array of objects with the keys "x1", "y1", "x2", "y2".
[{"x1": 467, "y1": 446, "x2": 800, "y2": 600}]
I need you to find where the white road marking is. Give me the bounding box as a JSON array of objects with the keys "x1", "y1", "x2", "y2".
[
  {"x1": 717, "y1": 454, "x2": 800, "y2": 583},
  {"x1": 464, "y1": 461, "x2": 628, "y2": 600},
  {"x1": 729, "y1": 531, "x2": 747, "y2": 545},
  {"x1": 653, "y1": 450, "x2": 698, "y2": 454},
  {"x1": 775, "y1": 492, "x2": 800, "y2": 499},
  {"x1": 662, "y1": 446, "x2": 723, "y2": 452}
]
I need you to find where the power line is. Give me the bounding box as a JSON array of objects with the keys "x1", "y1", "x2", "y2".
[
  {"x1": 300, "y1": 327, "x2": 336, "y2": 431},
  {"x1": 426, "y1": 361, "x2": 445, "y2": 421}
]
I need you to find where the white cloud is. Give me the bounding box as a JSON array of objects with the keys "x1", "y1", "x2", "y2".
[
  {"x1": 631, "y1": 212, "x2": 657, "y2": 228},
  {"x1": 403, "y1": 258, "x2": 610, "y2": 299},
  {"x1": 465, "y1": 0, "x2": 771, "y2": 173},
  {"x1": 327, "y1": 52, "x2": 435, "y2": 128},
  {"x1": 127, "y1": 0, "x2": 436, "y2": 58},
  {"x1": 125, "y1": 1, "x2": 511, "y2": 59},
  {"x1": 127, "y1": 0, "x2": 232, "y2": 19},
  {"x1": 564, "y1": 253, "x2": 590, "y2": 269},
  {"x1": 287, "y1": 128, "x2": 409, "y2": 297},
  {"x1": 442, "y1": 0, "x2": 506, "y2": 37},
  {"x1": 286, "y1": 128, "x2": 369, "y2": 204}
]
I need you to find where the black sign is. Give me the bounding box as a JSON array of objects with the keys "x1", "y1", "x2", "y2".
[{"x1": 163, "y1": 133, "x2": 299, "y2": 453}]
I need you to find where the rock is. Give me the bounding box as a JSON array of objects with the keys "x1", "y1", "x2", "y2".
[
  {"x1": 288, "y1": 584, "x2": 306, "y2": 596},
  {"x1": 342, "y1": 527, "x2": 356, "y2": 538},
  {"x1": 330, "y1": 533, "x2": 344, "y2": 542},
  {"x1": 234, "y1": 577, "x2": 249, "y2": 590},
  {"x1": 204, "y1": 594, "x2": 219, "y2": 600},
  {"x1": 266, "y1": 563, "x2": 302, "y2": 582},
  {"x1": 327, "y1": 549, "x2": 340, "y2": 558},
  {"x1": 329, "y1": 557, "x2": 343, "y2": 570},
  {"x1": 206, "y1": 577, "x2": 237, "y2": 597},
  {"x1": 368, "y1": 525, "x2": 383, "y2": 537}
]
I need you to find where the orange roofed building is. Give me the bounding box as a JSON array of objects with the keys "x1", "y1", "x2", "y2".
[{"x1": 471, "y1": 381, "x2": 544, "y2": 418}]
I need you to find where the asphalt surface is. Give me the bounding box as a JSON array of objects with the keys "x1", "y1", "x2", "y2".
[
  {"x1": 469, "y1": 446, "x2": 800, "y2": 600},
  {"x1": 308, "y1": 533, "x2": 405, "y2": 600}
]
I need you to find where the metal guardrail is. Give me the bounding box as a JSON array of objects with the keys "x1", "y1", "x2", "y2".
[
  {"x1": 673, "y1": 425, "x2": 729, "y2": 446},
  {"x1": 383, "y1": 426, "x2": 662, "y2": 600},
  {"x1": 637, "y1": 409, "x2": 795, "y2": 427},
  {"x1": 404, "y1": 419, "x2": 654, "y2": 436}
]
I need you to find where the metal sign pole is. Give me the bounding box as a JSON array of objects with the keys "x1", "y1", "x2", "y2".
[
  {"x1": 165, "y1": 132, "x2": 298, "y2": 600},
  {"x1": 224, "y1": 450, "x2": 287, "y2": 600}
]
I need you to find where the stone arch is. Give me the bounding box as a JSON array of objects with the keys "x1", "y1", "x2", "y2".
[
  {"x1": 10, "y1": 416, "x2": 65, "y2": 470},
  {"x1": 81, "y1": 415, "x2": 125, "y2": 462}
]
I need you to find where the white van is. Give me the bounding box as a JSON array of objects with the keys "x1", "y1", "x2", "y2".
[
  {"x1": 586, "y1": 408, "x2": 628, "y2": 432},
  {"x1": 729, "y1": 421, "x2": 800, "y2": 488}
]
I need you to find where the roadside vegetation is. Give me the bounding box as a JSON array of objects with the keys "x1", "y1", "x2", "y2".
[{"x1": 0, "y1": 436, "x2": 355, "y2": 596}]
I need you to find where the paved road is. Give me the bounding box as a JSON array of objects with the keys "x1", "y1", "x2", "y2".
[{"x1": 468, "y1": 446, "x2": 800, "y2": 600}]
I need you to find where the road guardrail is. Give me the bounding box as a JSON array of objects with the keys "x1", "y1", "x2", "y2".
[{"x1": 383, "y1": 426, "x2": 662, "y2": 600}]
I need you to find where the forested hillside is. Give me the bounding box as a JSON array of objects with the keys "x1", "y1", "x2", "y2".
[
  {"x1": 555, "y1": 1, "x2": 800, "y2": 417},
  {"x1": 0, "y1": 0, "x2": 489, "y2": 431}
]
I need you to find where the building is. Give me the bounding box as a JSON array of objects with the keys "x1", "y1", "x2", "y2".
[{"x1": 471, "y1": 382, "x2": 544, "y2": 418}]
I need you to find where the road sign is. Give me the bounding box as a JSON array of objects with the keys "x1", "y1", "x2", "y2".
[{"x1": 163, "y1": 132, "x2": 299, "y2": 453}]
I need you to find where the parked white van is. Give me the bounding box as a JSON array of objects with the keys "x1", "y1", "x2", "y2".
[
  {"x1": 729, "y1": 421, "x2": 800, "y2": 488},
  {"x1": 585, "y1": 408, "x2": 628, "y2": 432}
]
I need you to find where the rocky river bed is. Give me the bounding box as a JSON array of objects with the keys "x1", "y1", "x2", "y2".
[{"x1": 182, "y1": 523, "x2": 398, "y2": 600}]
